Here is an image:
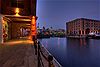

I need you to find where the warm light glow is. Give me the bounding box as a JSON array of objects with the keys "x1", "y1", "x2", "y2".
[
  {"x1": 15, "y1": 8, "x2": 20, "y2": 16},
  {"x1": 31, "y1": 16, "x2": 36, "y2": 36},
  {"x1": 15, "y1": 13, "x2": 20, "y2": 16},
  {"x1": 32, "y1": 16, "x2": 35, "y2": 19},
  {"x1": 29, "y1": 16, "x2": 37, "y2": 40},
  {"x1": 15, "y1": 8, "x2": 19, "y2": 13},
  {"x1": 3, "y1": 40, "x2": 33, "y2": 45}
]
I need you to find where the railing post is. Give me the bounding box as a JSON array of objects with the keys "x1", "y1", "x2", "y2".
[
  {"x1": 48, "y1": 55, "x2": 54, "y2": 67},
  {"x1": 32, "y1": 36, "x2": 37, "y2": 55},
  {"x1": 38, "y1": 41, "x2": 40, "y2": 67},
  {"x1": 37, "y1": 41, "x2": 55, "y2": 67}
]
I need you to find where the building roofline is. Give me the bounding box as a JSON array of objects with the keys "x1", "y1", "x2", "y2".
[
  {"x1": 79, "y1": 18, "x2": 100, "y2": 22},
  {"x1": 66, "y1": 18, "x2": 100, "y2": 23}
]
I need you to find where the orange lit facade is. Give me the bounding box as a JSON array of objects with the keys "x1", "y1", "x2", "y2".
[
  {"x1": 31, "y1": 16, "x2": 37, "y2": 36},
  {"x1": 0, "y1": 0, "x2": 37, "y2": 42},
  {"x1": 66, "y1": 18, "x2": 100, "y2": 36}
]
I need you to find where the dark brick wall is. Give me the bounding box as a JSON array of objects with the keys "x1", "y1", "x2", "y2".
[
  {"x1": 0, "y1": 0, "x2": 36, "y2": 16},
  {"x1": 0, "y1": 0, "x2": 1, "y2": 13}
]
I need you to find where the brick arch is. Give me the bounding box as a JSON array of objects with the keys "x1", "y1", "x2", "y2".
[{"x1": 85, "y1": 28, "x2": 90, "y2": 34}]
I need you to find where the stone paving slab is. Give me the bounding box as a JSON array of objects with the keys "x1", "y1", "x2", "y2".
[
  {"x1": 0, "y1": 43, "x2": 37, "y2": 67},
  {"x1": 0, "y1": 39, "x2": 62, "y2": 67}
]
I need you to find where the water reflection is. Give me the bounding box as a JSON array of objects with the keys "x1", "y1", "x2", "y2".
[
  {"x1": 66, "y1": 38, "x2": 100, "y2": 67},
  {"x1": 67, "y1": 38, "x2": 89, "y2": 48},
  {"x1": 45, "y1": 40, "x2": 48, "y2": 48},
  {"x1": 79, "y1": 38, "x2": 90, "y2": 48},
  {"x1": 41, "y1": 38, "x2": 100, "y2": 67},
  {"x1": 57, "y1": 38, "x2": 60, "y2": 48}
]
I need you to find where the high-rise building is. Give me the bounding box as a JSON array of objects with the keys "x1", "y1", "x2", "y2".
[{"x1": 66, "y1": 18, "x2": 100, "y2": 36}]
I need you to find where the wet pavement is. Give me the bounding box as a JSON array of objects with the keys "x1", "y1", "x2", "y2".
[
  {"x1": 0, "y1": 39, "x2": 38, "y2": 67},
  {"x1": 0, "y1": 38, "x2": 61, "y2": 67}
]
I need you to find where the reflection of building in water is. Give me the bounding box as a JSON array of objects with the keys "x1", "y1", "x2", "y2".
[
  {"x1": 57, "y1": 38, "x2": 60, "y2": 48},
  {"x1": 67, "y1": 38, "x2": 89, "y2": 48},
  {"x1": 79, "y1": 39, "x2": 86, "y2": 47},
  {"x1": 79, "y1": 39, "x2": 89, "y2": 48},
  {"x1": 66, "y1": 18, "x2": 100, "y2": 36}
]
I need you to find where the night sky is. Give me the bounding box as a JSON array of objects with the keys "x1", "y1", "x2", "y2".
[{"x1": 36, "y1": 0, "x2": 100, "y2": 29}]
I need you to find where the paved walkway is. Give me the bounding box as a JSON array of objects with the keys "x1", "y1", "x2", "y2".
[
  {"x1": 0, "y1": 39, "x2": 38, "y2": 67},
  {"x1": 0, "y1": 38, "x2": 62, "y2": 67}
]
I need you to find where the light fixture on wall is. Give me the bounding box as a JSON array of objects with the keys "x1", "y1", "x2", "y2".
[
  {"x1": 15, "y1": 8, "x2": 20, "y2": 16},
  {"x1": 15, "y1": 0, "x2": 20, "y2": 16}
]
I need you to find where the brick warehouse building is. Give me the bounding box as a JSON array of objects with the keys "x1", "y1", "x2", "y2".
[
  {"x1": 0, "y1": 0, "x2": 37, "y2": 43},
  {"x1": 66, "y1": 18, "x2": 100, "y2": 36}
]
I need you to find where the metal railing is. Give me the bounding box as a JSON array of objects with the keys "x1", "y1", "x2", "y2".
[
  {"x1": 38, "y1": 41, "x2": 54, "y2": 67},
  {"x1": 33, "y1": 39, "x2": 62, "y2": 67}
]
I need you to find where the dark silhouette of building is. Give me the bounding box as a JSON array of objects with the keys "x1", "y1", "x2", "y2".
[{"x1": 0, "y1": 0, "x2": 36, "y2": 16}]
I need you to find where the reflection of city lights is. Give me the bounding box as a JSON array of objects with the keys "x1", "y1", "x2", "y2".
[
  {"x1": 57, "y1": 38, "x2": 60, "y2": 48},
  {"x1": 83, "y1": 39, "x2": 86, "y2": 46},
  {"x1": 15, "y1": 8, "x2": 20, "y2": 16},
  {"x1": 45, "y1": 40, "x2": 48, "y2": 48},
  {"x1": 79, "y1": 39, "x2": 87, "y2": 47},
  {"x1": 80, "y1": 39, "x2": 82, "y2": 47}
]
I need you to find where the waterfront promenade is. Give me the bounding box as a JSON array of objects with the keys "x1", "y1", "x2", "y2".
[
  {"x1": 0, "y1": 38, "x2": 61, "y2": 67},
  {"x1": 0, "y1": 39, "x2": 38, "y2": 67}
]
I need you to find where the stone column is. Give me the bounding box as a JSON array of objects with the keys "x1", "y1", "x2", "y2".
[
  {"x1": 29, "y1": 16, "x2": 37, "y2": 40},
  {"x1": 0, "y1": 14, "x2": 3, "y2": 43},
  {"x1": 81, "y1": 30, "x2": 82, "y2": 35},
  {"x1": 84, "y1": 30, "x2": 85, "y2": 35}
]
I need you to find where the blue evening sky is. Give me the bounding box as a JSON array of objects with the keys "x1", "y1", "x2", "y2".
[{"x1": 36, "y1": 0, "x2": 100, "y2": 29}]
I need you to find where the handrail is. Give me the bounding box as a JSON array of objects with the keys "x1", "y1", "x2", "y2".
[
  {"x1": 37, "y1": 41, "x2": 55, "y2": 67},
  {"x1": 41, "y1": 43, "x2": 62, "y2": 67},
  {"x1": 37, "y1": 40, "x2": 62, "y2": 67},
  {"x1": 40, "y1": 47, "x2": 48, "y2": 61},
  {"x1": 37, "y1": 41, "x2": 44, "y2": 67},
  {"x1": 33, "y1": 38, "x2": 62, "y2": 67}
]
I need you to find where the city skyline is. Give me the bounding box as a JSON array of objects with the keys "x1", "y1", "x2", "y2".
[{"x1": 37, "y1": 0, "x2": 100, "y2": 29}]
